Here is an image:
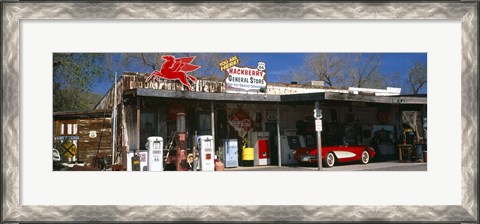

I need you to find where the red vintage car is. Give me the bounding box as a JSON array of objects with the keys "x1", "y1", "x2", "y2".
[{"x1": 294, "y1": 145, "x2": 376, "y2": 167}]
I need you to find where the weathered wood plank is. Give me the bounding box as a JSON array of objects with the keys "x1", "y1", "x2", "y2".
[
  {"x1": 281, "y1": 92, "x2": 427, "y2": 105},
  {"x1": 136, "y1": 88, "x2": 281, "y2": 102}
]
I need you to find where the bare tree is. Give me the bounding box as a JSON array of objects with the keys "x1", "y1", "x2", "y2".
[
  {"x1": 402, "y1": 111, "x2": 423, "y2": 142},
  {"x1": 123, "y1": 53, "x2": 229, "y2": 79},
  {"x1": 342, "y1": 54, "x2": 386, "y2": 88},
  {"x1": 122, "y1": 53, "x2": 159, "y2": 72},
  {"x1": 195, "y1": 53, "x2": 231, "y2": 78},
  {"x1": 289, "y1": 53, "x2": 386, "y2": 89},
  {"x1": 385, "y1": 71, "x2": 402, "y2": 88},
  {"x1": 290, "y1": 67, "x2": 309, "y2": 84},
  {"x1": 406, "y1": 61, "x2": 427, "y2": 94},
  {"x1": 304, "y1": 53, "x2": 345, "y2": 87}
]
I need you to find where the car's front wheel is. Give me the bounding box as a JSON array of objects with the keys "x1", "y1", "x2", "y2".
[
  {"x1": 361, "y1": 150, "x2": 370, "y2": 164},
  {"x1": 323, "y1": 152, "x2": 336, "y2": 167}
]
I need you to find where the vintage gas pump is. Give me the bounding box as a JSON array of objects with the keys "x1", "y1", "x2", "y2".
[
  {"x1": 197, "y1": 135, "x2": 215, "y2": 171},
  {"x1": 146, "y1": 136, "x2": 163, "y2": 171},
  {"x1": 176, "y1": 113, "x2": 190, "y2": 171},
  {"x1": 249, "y1": 132, "x2": 270, "y2": 166}
]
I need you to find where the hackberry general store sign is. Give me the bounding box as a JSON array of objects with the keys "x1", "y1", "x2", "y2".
[{"x1": 225, "y1": 62, "x2": 267, "y2": 93}]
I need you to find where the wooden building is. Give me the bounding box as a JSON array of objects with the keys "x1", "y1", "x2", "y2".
[
  {"x1": 94, "y1": 72, "x2": 427, "y2": 170},
  {"x1": 53, "y1": 109, "x2": 113, "y2": 168}
]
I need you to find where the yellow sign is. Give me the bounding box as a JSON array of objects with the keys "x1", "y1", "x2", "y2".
[
  {"x1": 61, "y1": 141, "x2": 77, "y2": 158},
  {"x1": 219, "y1": 55, "x2": 240, "y2": 72}
]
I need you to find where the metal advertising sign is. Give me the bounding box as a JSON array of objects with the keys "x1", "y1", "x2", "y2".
[
  {"x1": 315, "y1": 120, "x2": 323, "y2": 132},
  {"x1": 225, "y1": 62, "x2": 267, "y2": 93},
  {"x1": 228, "y1": 107, "x2": 254, "y2": 137},
  {"x1": 89, "y1": 131, "x2": 97, "y2": 138},
  {"x1": 377, "y1": 111, "x2": 392, "y2": 124},
  {"x1": 54, "y1": 136, "x2": 80, "y2": 141},
  {"x1": 146, "y1": 55, "x2": 201, "y2": 91},
  {"x1": 60, "y1": 141, "x2": 77, "y2": 158},
  {"x1": 219, "y1": 55, "x2": 240, "y2": 72}
]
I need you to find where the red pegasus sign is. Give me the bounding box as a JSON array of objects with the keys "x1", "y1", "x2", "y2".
[{"x1": 146, "y1": 55, "x2": 201, "y2": 91}]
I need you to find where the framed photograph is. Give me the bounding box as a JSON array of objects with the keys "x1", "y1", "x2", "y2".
[{"x1": 2, "y1": 2, "x2": 477, "y2": 223}]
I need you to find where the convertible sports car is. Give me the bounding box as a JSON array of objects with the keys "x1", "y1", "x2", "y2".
[{"x1": 294, "y1": 145, "x2": 376, "y2": 167}]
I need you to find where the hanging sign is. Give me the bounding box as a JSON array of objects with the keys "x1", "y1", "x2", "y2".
[
  {"x1": 54, "y1": 136, "x2": 79, "y2": 141},
  {"x1": 378, "y1": 111, "x2": 392, "y2": 124},
  {"x1": 225, "y1": 62, "x2": 267, "y2": 93},
  {"x1": 315, "y1": 120, "x2": 323, "y2": 132},
  {"x1": 228, "y1": 107, "x2": 254, "y2": 137},
  {"x1": 146, "y1": 55, "x2": 201, "y2": 91},
  {"x1": 167, "y1": 102, "x2": 187, "y2": 121}
]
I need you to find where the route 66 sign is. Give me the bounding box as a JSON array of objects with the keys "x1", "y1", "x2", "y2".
[
  {"x1": 266, "y1": 109, "x2": 276, "y2": 121},
  {"x1": 257, "y1": 62, "x2": 266, "y2": 71},
  {"x1": 89, "y1": 131, "x2": 97, "y2": 138}
]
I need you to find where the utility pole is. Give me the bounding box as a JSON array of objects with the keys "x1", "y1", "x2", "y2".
[{"x1": 314, "y1": 101, "x2": 323, "y2": 171}]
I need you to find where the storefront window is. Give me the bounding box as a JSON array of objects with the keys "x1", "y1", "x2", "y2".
[
  {"x1": 197, "y1": 114, "x2": 212, "y2": 135},
  {"x1": 140, "y1": 112, "x2": 158, "y2": 149}
]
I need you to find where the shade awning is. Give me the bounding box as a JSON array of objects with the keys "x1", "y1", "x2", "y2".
[{"x1": 127, "y1": 88, "x2": 427, "y2": 105}]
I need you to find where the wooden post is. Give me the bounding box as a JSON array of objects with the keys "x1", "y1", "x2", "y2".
[
  {"x1": 276, "y1": 103, "x2": 282, "y2": 167},
  {"x1": 136, "y1": 97, "x2": 140, "y2": 155},
  {"x1": 421, "y1": 104, "x2": 427, "y2": 140},
  {"x1": 211, "y1": 101, "x2": 215, "y2": 159},
  {"x1": 121, "y1": 96, "x2": 127, "y2": 171}
]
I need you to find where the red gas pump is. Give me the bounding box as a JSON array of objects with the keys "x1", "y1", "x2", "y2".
[
  {"x1": 249, "y1": 132, "x2": 270, "y2": 166},
  {"x1": 175, "y1": 113, "x2": 190, "y2": 171}
]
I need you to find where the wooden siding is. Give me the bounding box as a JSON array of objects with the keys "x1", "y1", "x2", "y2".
[
  {"x1": 54, "y1": 115, "x2": 112, "y2": 168},
  {"x1": 77, "y1": 117, "x2": 112, "y2": 167}
]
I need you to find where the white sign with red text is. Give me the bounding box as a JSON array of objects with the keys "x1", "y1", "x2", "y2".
[{"x1": 225, "y1": 65, "x2": 267, "y2": 93}]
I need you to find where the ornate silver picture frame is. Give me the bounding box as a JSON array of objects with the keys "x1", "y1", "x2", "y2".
[{"x1": 2, "y1": 2, "x2": 477, "y2": 222}]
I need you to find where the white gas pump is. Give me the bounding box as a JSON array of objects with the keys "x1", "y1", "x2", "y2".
[
  {"x1": 196, "y1": 135, "x2": 215, "y2": 171},
  {"x1": 146, "y1": 136, "x2": 163, "y2": 171}
]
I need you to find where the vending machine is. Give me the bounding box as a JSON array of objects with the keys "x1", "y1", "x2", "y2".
[
  {"x1": 371, "y1": 125, "x2": 396, "y2": 160},
  {"x1": 223, "y1": 139, "x2": 238, "y2": 168},
  {"x1": 145, "y1": 136, "x2": 163, "y2": 171},
  {"x1": 196, "y1": 135, "x2": 215, "y2": 171},
  {"x1": 127, "y1": 150, "x2": 148, "y2": 171},
  {"x1": 249, "y1": 132, "x2": 270, "y2": 166},
  {"x1": 280, "y1": 135, "x2": 305, "y2": 165}
]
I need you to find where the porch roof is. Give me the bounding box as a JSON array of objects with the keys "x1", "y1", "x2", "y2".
[
  {"x1": 281, "y1": 92, "x2": 427, "y2": 104},
  {"x1": 127, "y1": 88, "x2": 427, "y2": 105},
  {"x1": 127, "y1": 88, "x2": 282, "y2": 103}
]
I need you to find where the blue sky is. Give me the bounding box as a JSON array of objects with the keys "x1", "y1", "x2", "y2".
[{"x1": 92, "y1": 53, "x2": 427, "y2": 95}]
